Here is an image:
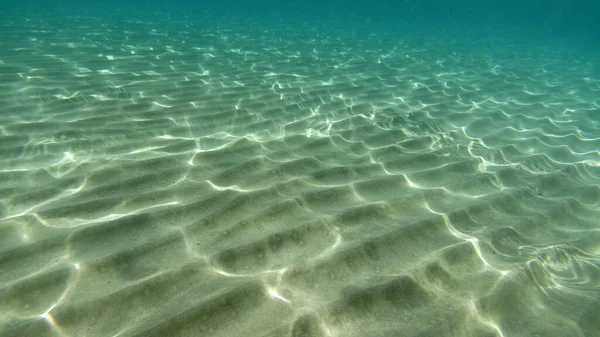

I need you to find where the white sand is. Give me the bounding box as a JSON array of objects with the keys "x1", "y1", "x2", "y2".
[{"x1": 1, "y1": 13, "x2": 600, "y2": 337}]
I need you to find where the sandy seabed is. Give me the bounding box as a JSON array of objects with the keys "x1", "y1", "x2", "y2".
[{"x1": 1, "y1": 13, "x2": 600, "y2": 337}]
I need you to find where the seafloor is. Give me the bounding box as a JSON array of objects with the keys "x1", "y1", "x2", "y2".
[{"x1": 1, "y1": 12, "x2": 599, "y2": 337}]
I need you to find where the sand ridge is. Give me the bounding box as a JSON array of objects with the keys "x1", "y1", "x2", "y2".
[{"x1": 1, "y1": 13, "x2": 600, "y2": 337}]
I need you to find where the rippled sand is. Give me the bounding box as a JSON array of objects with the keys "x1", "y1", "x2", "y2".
[{"x1": 1, "y1": 13, "x2": 600, "y2": 337}]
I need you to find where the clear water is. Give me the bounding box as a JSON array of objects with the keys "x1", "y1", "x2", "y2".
[{"x1": 1, "y1": 1, "x2": 599, "y2": 336}]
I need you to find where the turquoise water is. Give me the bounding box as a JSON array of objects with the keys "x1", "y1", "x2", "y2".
[{"x1": 1, "y1": 2, "x2": 599, "y2": 337}]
